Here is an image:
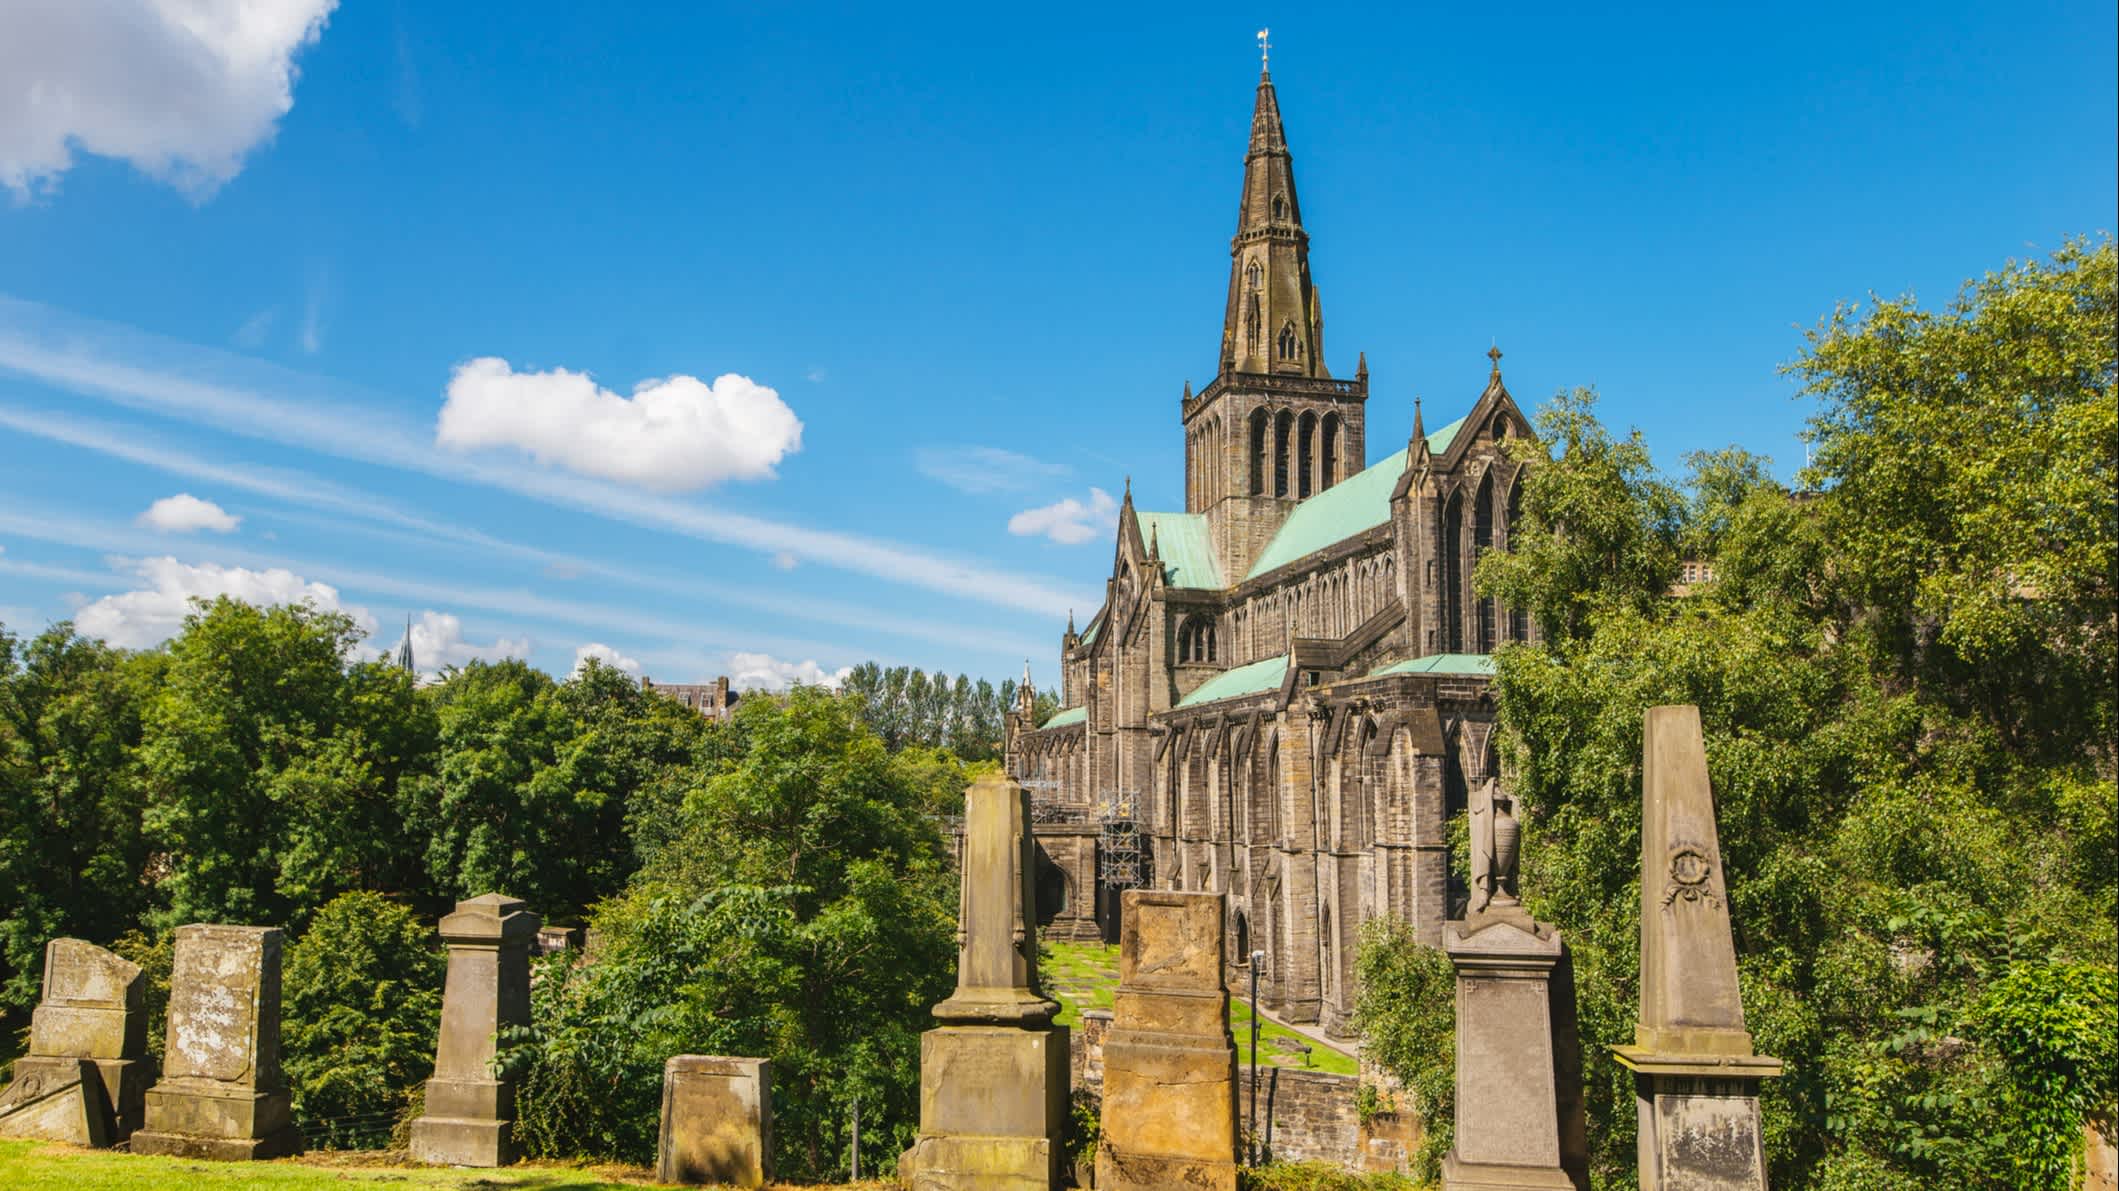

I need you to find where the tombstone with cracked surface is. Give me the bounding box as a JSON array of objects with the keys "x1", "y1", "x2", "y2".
[
  {"x1": 131, "y1": 925, "x2": 302, "y2": 1160},
  {"x1": 0, "y1": 938, "x2": 154, "y2": 1145},
  {"x1": 900, "y1": 773, "x2": 1069, "y2": 1191},
  {"x1": 1613, "y1": 705, "x2": 1781, "y2": 1191},
  {"x1": 657, "y1": 1055, "x2": 773, "y2": 1187},
  {"x1": 411, "y1": 893, "x2": 540, "y2": 1167},
  {"x1": 1094, "y1": 890, "x2": 1240, "y2": 1191}
]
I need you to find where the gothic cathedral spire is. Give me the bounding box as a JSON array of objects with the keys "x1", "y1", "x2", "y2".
[{"x1": 1220, "y1": 62, "x2": 1326, "y2": 379}]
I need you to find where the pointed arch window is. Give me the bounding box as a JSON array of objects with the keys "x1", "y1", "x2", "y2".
[
  {"x1": 1245, "y1": 294, "x2": 1262, "y2": 356},
  {"x1": 1249, "y1": 409, "x2": 1269, "y2": 495},
  {"x1": 1245, "y1": 260, "x2": 1262, "y2": 290},
  {"x1": 1474, "y1": 473, "x2": 1496, "y2": 652},
  {"x1": 1273, "y1": 410, "x2": 1293, "y2": 497},
  {"x1": 1277, "y1": 321, "x2": 1299, "y2": 361},
  {"x1": 1297, "y1": 411, "x2": 1316, "y2": 499},
  {"x1": 1321, "y1": 414, "x2": 1340, "y2": 489},
  {"x1": 1272, "y1": 193, "x2": 1287, "y2": 221}
]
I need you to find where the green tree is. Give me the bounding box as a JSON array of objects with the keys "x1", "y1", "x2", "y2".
[
  {"x1": 281, "y1": 891, "x2": 445, "y2": 1148},
  {"x1": 1351, "y1": 919, "x2": 1456, "y2": 1183},
  {"x1": 0, "y1": 623, "x2": 157, "y2": 1010},
  {"x1": 138, "y1": 598, "x2": 432, "y2": 931},
  {"x1": 507, "y1": 687, "x2": 956, "y2": 1180}
]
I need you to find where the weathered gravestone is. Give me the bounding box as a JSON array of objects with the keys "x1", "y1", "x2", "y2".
[
  {"x1": 1613, "y1": 705, "x2": 1781, "y2": 1191},
  {"x1": 131, "y1": 925, "x2": 302, "y2": 1159},
  {"x1": 0, "y1": 938, "x2": 153, "y2": 1145},
  {"x1": 900, "y1": 773, "x2": 1069, "y2": 1191},
  {"x1": 1441, "y1": 775, "x2": 1588, "y2": 1191},
  {"x1": 1094, "y1": 889, "x2": 1239, "y2": 1191},
  {"x1": 657, "y1": 1055, "x2": 772, "y2": 1187},
  {"x1": 410, "y1": 893, "x2": 539, "y2": 1167}
]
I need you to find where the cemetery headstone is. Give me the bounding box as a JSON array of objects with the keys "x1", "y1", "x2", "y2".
[
  {"x1": 1612, "y1": 705, "x2": 1782, "y2": 1191},
  {"x1": 0, "y1": 938, "x2": 152, "y2": 1145},
  {"x1": 657, "y1": 1055, "x2": 773, "y2": 1187},
  {"x1": 131, "y1": 925, "x2": 302, "y2": 1160},
  {"x1": 1094, "y1": 889, "x2": 1239, "y2": 1191},
  {"x1": 900, "y1": 773, "x2": 1069, "y2": 1191},
  {"x1": 410, "y1": 893, "x2": 539, "y2": 1167}
]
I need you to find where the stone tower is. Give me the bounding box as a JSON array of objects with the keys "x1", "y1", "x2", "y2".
[{"x1": 1185, "y1": 61, "x2": 1370, "y2": 582}]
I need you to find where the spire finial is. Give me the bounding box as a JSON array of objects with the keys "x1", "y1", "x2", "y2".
[
  {"x1": 1488, "y1": 342, "x2": 1503, "y2": 377},
  {"x1": 1256, "y1": 27, "x2": 1270, "y2": 73},
  {"x1": 1357, "y1": 350, "x2": 1368, "y2": 380}
]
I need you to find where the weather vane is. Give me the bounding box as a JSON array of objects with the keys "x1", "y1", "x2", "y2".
[{"x1": 1257, "y1": 28, "x2": 1270, "y2": 71}]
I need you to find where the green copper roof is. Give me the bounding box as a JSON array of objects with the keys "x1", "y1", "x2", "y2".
[
  {"x1": 1042, "y1": 705, "x2": 1087, "y2": 728},
  {"x1": 1137, "y1": 511, "x2": 1224, "y2": 588},
  {"x1": 1176, "y1": 654, "x2": 1289, "y2": 708},
  {"x1": 1368, "y1": 652, "x2": 1495, "y2": 677},
  {"x1": 1244, "y1": 416, "x2": 1465, "y2": 581}
]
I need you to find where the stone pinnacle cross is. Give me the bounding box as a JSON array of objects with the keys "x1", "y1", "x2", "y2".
[{"x1": 1257, "y1": 27, "x2": 1270, "y2": 71}]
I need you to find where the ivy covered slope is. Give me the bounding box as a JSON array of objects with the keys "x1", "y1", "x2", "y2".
[{"x1": 1361, "y1": 237, "x2": 2117, "y2": 1190}]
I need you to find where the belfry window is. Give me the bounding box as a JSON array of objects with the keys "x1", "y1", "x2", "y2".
[
  {"x1": 1277, "y1": 321, "x2": 1299, "y2": 361},
  {"x1": 1246, "y1": 261, "x2": 1262, "y2": 290}
]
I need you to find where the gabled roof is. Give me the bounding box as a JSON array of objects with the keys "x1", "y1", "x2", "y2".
[
  {"x1": 1244, "y1": 416, "x2": 1465, "y2": 581},
  {"x1": 1367, "y1": 653, "x2": 1495, "y2": 678},
  {"x1": 1176, "y1": 654, "x2": 1290, "y2": 708},
  {"x1": 1135, "y1": 511, "x2": 1224, "y2": 588},
  {"x1": 1041, "y1": 705, "x2": 1087, "y2": 728}
]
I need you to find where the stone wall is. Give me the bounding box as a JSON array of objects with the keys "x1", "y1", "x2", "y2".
[{"x1": 1251, "y1": 1067, "x2": 1355, "y2": 1166}]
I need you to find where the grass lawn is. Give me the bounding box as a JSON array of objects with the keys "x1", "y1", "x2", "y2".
[
  {"x1": 0, "y1": 1140, "x2": 902, "y2": 1190},
  {"x1": 1042, "y1": 940, "x2": 1358, "y2": 1077}
]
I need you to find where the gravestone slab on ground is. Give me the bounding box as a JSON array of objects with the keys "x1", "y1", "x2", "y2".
[
  {"x1": 657, "y1": 1056, "x2": 772, "y2": 1186},
  {"x1": 0, "y1": 938, "x2": 153, "y2": 1144},
  {"x1": 1095, "y1": 890, "x2": 1239, "y2": 1191},
  {"x1": 411, "y1": 893, "x2": 539, "y2": 1167},
  {"x1": 900, "y1": 774, "x2": 1068, "y2": 1191},
  {"x1": 0, "y1": 1058, "x2": 109, "y2": 1147},
  {"x1": 131, "y1": 925, "x2": 302, "y2": 1160},
  {"x1": 1612, "y1": 706, "x2": 1781, "y2": 1191}
]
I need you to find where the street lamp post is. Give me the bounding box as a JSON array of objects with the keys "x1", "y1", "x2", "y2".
[{"x1": 1248, "y1": 948, "x2": 1265, "y2": 1164}]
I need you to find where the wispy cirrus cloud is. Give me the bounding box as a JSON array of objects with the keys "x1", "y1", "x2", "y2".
[
  {"x1": 0, "y1": 294, "x2": 1089, "y2": 619},
  {"x1": 915, "y1": 445, "x2": 1070, "y2": 494},
  {"x1": 0, "y1": 403, "x2": 1047, "y2": 658}
]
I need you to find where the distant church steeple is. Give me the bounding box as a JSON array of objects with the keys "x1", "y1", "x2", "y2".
[
  {"x1": 1220, "y1": 50, "x2": 1326, "y2": 378},
  {"x1": 394, "y1": 615, "x2": 415, "y2": 674}
]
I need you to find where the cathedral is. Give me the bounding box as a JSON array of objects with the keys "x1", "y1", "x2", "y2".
[{"x1": 1002, "y1": 59, "x2": 1539, "y2": 1038}]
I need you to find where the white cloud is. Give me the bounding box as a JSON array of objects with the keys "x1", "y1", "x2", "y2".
[
  {"x1": 73, "y1": 555, "x2": 373, "y2": 649},
  {"x1": 573, "y1": 641, "x2": 641, "y2": 676},
  {"x1": 0, "y1": 0, "x2": 336, "y2": 199},
  {"x1": 392, "y1": 610, "x2": 528, "y2": 676},
  {"x1": 771, "y1": 551, "x2": 798, "y2": 571},
  {"x1": 915, "y1": 445, "x2": 1070, "y2": 494},
  {"x1": 1008, "y1": 487, "x2": 1118, "y2": 545},
  {"x1": 137, "y1": 492, "x2": 240, "y2": 533},
  {"x1": 437, "y1": 357, "x2": 803, "y2": 492},
  {"x1": 729, "y1": 651, "x2": 850, "y2": 692}
]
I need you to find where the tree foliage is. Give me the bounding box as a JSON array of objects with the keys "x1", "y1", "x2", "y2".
[
  {"x1": 504, "y1": 687, "x2": 956, "y2": 1181},
  {"x1": 1371, "y1": 237, "x2": 2119, "y2": 1191},
  {"x1": 841, "y1": 662, "x2": 1056, "y2": 758}
]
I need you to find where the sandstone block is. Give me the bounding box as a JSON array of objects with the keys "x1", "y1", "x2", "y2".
[
  {"x1": 0, "y1": 939, "x2": 153, "y2": 1146},
  {"x1": 656, "y1": 1055, "x2": 772, "y2": 1187},
  {"x1": 1096, "y1": 890, "x2": 1238, "y2": 1191}
]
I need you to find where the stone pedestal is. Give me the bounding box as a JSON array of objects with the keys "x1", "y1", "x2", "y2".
[
  {"x1": 410, "y1": 893, "x2": 539, "y2": 1167},
  {"x1": 1442, "y1": 910, "x2": 1575, "y2": 1191},
  {"x1": 0, "y1": 938, "x2": 155, "y2": 1145},
  {"x1": 1611, "y1": 706, "x2": 1781, "y2": 1191},
  {"x1": 657, "y1": 1056, "x2": 772, "y2": 1187},
  {"x1": 1095, "y1": 890, "x2": 1239, "y2": 1191},
  {"x1": 901, "y1": 774, "x2": 1068, "y2": 1191},
  {"x1": 132, "y1": 925, "x2": 301, "y2": 1160}
]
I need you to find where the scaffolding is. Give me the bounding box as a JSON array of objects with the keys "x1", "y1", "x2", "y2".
[{"x1": 1096, "y1": 790, "x2": 1145, "y2": 890}]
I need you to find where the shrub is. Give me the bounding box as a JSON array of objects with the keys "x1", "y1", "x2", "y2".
[{"x1": 282, "y1": 892, "x2": 444, "y2": 1149}]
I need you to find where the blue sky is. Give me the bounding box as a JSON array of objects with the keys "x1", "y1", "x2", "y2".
[{"x1": 1, "y1": 1, "x2": 2112, "y2": 688}]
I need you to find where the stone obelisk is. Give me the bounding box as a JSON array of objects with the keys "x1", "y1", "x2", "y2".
[
  {"x1": 900, "y1": 773, "x2": 1068, "y2": 1191},
  {"x1": 1613, "y1": 705, "x2": 1781, "y2": 1191}
]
